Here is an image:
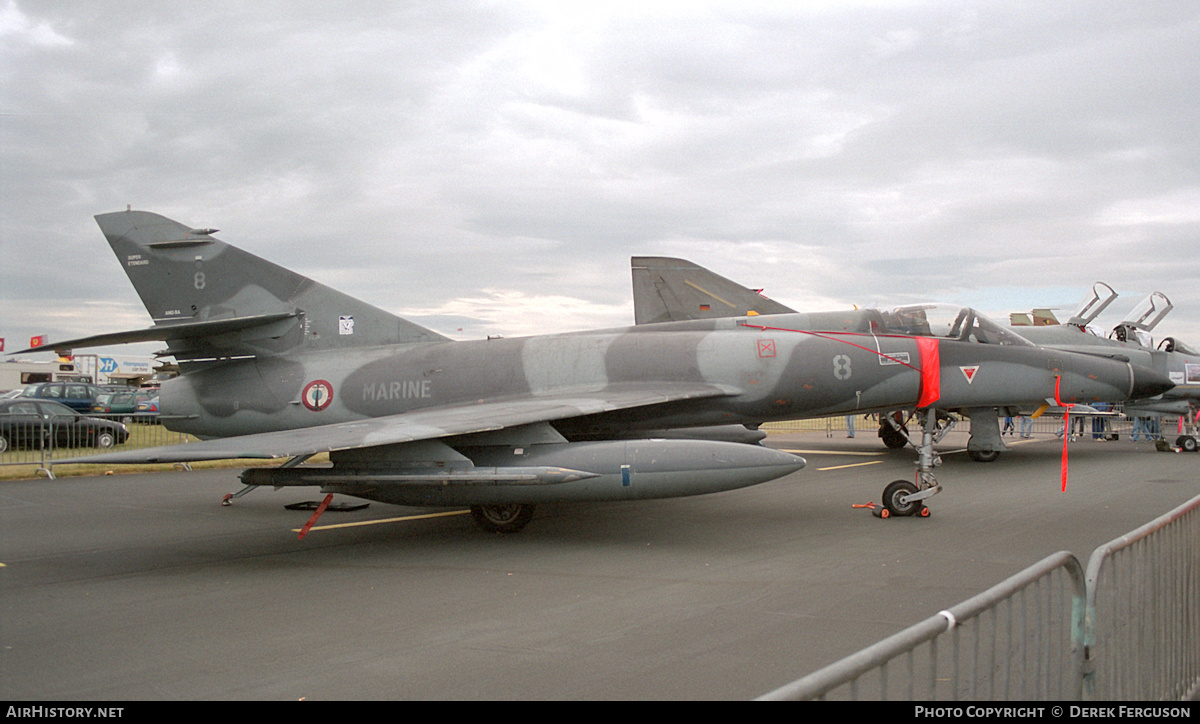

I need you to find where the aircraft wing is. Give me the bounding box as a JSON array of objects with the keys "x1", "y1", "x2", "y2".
[
  {"x1": 9, "y1": 313, "x2": 300, "y2": 354},
  {"x1": 66, "y1": 383, "x2": 738, "y2": 465}
]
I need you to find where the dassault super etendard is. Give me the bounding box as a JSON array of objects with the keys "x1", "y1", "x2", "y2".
[{"x1": 20, "y1": 211, "x2": 1173, "y2": 531}]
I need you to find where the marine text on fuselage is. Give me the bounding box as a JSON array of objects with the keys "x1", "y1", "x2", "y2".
[{"x1": 362, "y1": 380, "x2": 432, "y2": 401}]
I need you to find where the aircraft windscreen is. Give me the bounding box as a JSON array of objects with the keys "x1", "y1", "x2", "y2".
[
  {"x1": 880, "y1": 304, "x2": 1034, "y2": 346},
  {"x1": 1160, "y1": 337, "x2": 1199, "y2": 356}
]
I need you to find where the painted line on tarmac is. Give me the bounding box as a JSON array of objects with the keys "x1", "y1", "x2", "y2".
[
  {"x1": 292, "y1": 508, "x2": 470, "y2": 534},
  {"x1": 817, "y1": 460, "x2": 885, "y2": 471},
  {"x1": 942, "y1": 438, "x2": 1043, "y2": 455},
  {"x1": 780, "y1": 449, "x2": 887, "y2": 457}
]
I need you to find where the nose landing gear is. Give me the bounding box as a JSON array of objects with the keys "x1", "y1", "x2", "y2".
[{"x1": 860, "y1": 408, "x2": 946, "y2": 519}]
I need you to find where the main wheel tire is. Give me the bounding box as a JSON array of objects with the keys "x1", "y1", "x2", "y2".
[
  {"x1": 1178, "y1": 435, "x2": 1198, "y2": 452},
  {"x1": 968, "y1": 449, "x2": 1000, "y2": 463},
  {"x1": 880, "y1": 424, "x2": 907, "y2": 449},
  {"x1": 882, "y1": 480, "x2": 921, "y2": 517},
  {"x1": 470, "y1": 504, "x2": 536, "y2": 534}
]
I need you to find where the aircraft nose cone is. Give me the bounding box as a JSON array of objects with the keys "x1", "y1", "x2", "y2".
[{"x1": 1129, "y1": 364, "x2": 1175, "y2": 400}]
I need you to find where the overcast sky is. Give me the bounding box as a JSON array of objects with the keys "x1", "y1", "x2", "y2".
[{"x1": 2, "y1": 0, "x2": 1198, "y2": 361}]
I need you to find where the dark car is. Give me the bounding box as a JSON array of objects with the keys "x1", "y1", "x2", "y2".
[
  {"x1": 92, "y1": 390, "x2": 138, "y2": 417},
  {"x1": 91, "y1": 389, "x2": 159, "y2": 422},
  {"x1": 0, "y1": 399, "x2": 129, "y2": 453},
  {"x1": 96, "y1": 388, "x2": 162, "y2": 424},
  {"x1": 19, "y1": 382, "x2": 104, "y2": 413}
]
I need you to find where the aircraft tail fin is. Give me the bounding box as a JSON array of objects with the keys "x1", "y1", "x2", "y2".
[
  {"x1": 94, "y1": 210, "x2": 448, "y2": 360},
  {"x1": 631, "y1": 256, "x2": 796, "y2": 324}
]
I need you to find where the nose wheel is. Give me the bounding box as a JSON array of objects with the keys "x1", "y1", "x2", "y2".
[
  {"x1": 859, "y1": 408, "x2": 944, "y2": 519},
  {"x1": 876, "y1": 480, "x2": 930, "y2": 518}
]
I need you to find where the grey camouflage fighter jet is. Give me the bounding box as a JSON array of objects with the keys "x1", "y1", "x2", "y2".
[
  {"x1": 15, "y1": 212, "x2": 1173, "y2": 529},
  {"x1": 629, "y1": 257, "x2": 1182, "y2": 467},
  {"x1": 1013, "y1": 285, "x2": 1200, "y2": 451}
]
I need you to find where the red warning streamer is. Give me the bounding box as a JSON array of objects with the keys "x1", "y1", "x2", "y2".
[
  {"x1": 1054, "y1": 376, "x2": 1073, "y2": 492},
  {"x1": 298, "y1": 493, "x2": 334, "y2": 540}
]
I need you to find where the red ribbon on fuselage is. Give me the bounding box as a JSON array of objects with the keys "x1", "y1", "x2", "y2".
[{"x1": 915, "y1": 337, "x2": 940, "y2": 409}]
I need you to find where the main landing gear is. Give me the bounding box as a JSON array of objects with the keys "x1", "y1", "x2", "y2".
[
  {"x1": 860, "y1": 408, "x2": 947, "y2": 519},
  {"x1": 879, "y1": 413, "x2": 909, "y2": 449},
  {"x1": 470, "y1": 504, "x2": 536, "y2": 533}
]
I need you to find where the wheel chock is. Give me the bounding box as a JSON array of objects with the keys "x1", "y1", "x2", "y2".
[
  {"x1": 852, "y1": 501, "x2": 930, "y2": 519},
  {"x1": 852, "y1": 501, "x2": 889, "y2": 518}
]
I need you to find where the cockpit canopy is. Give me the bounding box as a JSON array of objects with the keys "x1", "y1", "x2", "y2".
[
  {"x1": 874, "y1": 304, "x2": 1034, "y2": 346},
  {"x1": 1159, "y1": 337, "x2": 1199, "y2": 356}
]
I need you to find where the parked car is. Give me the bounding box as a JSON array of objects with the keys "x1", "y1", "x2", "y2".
[
  {"x1": 135, "y1": 395, "x2": 160, "y2": 424},
  {"x1": 92, "y1": 390, "x2": 138, "y2": 419},
  {"x1": 19, "y1": 382, "x2": 104, "y2": 413},
  {"x1": 92, "y1": 389, "x2": 158, "y2": 423},
  {"x1": 0, "y1": 399, "x2": 129, "y2": 452}
]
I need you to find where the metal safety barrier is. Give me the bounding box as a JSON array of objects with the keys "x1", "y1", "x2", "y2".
[
  {"x1": 0, "y1": 411, "x2": 196, "y2": 477},
  {"x1": 758, "y1": 552, "x2": 1086, "y2": 700},
  {"x1": 758, "y1": 494, "x2": 1200, "y2": 701},
  {"x1": 763, "y1": 411, "x2": 1177, "y2": 442},
  {"x1": 1084, "y1": 494, "x2": 1200, "y2": 700}
]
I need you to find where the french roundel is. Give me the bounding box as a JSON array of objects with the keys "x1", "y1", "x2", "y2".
[{"x1": 302, "y1": 380, "x2": 334, "y2": 412}]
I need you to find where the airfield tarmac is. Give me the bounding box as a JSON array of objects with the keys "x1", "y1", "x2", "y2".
[{"x1": 0, "y1": 429, "x2": 1196, "y2": 701}]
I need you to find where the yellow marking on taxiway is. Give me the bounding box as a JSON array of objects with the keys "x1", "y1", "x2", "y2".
[
  {"x1": 292, "y1": 508, "x2": 470, "y2": 534},
  {"x1": 941, "y1": 438, "x2": 1043, "y2": 455},
  {"x1": 780, "y1": 449, "x2": 887, "y2": 457},
  {"x1": 817, "y1": 460, "x2": 885, "y2": 471}
]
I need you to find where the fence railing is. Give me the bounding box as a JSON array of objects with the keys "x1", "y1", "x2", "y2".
[
  {"x1": 1084, "y1": 494, "x2": 1200, "y2": 700},
  {"x1": 0, "y1": 411, "x2": 196, "y2": 476},
  {"x1": 758, "y1": 494, "x2": 1200, "y2": 701},
  {"x1": 762, "y1": 411, "x2": 1176, "y2": 442},
  {"x1": 757, "y1": 552, "x2": 1085, "y2": 700},
  {"x1": 3, "y1": 409, "x2": 1181, "y2": 473}
]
